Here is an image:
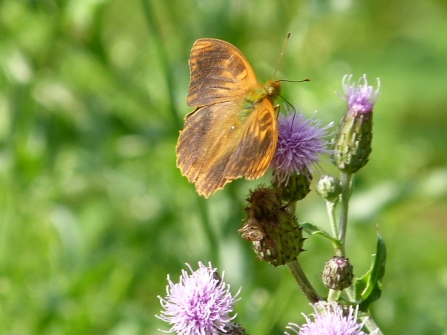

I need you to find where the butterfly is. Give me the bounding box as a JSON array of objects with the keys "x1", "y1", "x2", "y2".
[{"x1": 176, "y1": 38, "x2": 281, "y2": 198}]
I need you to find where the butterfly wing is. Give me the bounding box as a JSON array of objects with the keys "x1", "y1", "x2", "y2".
[
  {"x1": 187, "y1": 38, "x2": 259, "y2": 106},
  {"x1": 224, "y1": 98, "x2": 278, "y2": 180},
  {"x1": 177, "y1": 98, "x2": 277, "y2": 198},
  {"x1": 178, "y1": 38, "x2": 278, "y2": 197}
]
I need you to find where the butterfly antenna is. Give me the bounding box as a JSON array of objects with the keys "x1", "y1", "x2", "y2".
[
  {"x1": 291, "y1": 108, "x2": 296, "y2": 131},
  {"x1": 278, "y1": 94, "x2": 299, "y2": 131},
  {"x1": 279, "y1": 78, "x2": 311, "y2": 84},
  {"x1": 274, "y1": 32, "x2": 291, "y2": 78},
  {"x1": 280, "y1": 94, "x2": 296, "y2": 113}
]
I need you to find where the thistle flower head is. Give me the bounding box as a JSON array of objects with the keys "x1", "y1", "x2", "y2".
[
  {"x1": 239, "y1": 186, "x2": 305, "y2": 266},
  {"x1": 332, "y1": 74, "x2": 381, "y2": 173},
  {"x1": 341, "y1": 74, "x2": 380, "y2": 114},
  {"x1": 157, "y1": 262, "x2": 241, "y2": 335},
  {"x1": 285, "y1": 302, "x2": 378, "y2": 335},
  {"x1": 271, "y1": 108, "x2": 332, "y2": 185}
]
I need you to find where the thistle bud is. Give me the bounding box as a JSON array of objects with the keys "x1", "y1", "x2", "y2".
[
  {"x1": 272, "y1": 168, "x2": 312, "y2": 202},
  {"x1": 331, "y1": 74, "x2": 380, "y2": 173},
  {"x1": 239, "y1": 186, "x2": 305, "y2": 267},
  {"x1": 322, "y1": 256, "x2": 354, "y2": 291},
  {"x1": 316, "y1": 174, "x2": 341, "y2": 202}
]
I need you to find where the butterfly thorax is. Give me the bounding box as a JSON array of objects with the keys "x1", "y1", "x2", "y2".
[{"x1": 243, "y1": 80, "x2": 281, "y2": 110}]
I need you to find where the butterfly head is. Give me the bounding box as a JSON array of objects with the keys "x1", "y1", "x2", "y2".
[{"x1": 265, "y1": 80, "x2": 281, "y2": 103}]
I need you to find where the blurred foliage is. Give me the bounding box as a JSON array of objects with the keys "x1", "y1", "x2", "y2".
[{"x1": 1, "y1": 0, "x2": 447, "y2": 334}]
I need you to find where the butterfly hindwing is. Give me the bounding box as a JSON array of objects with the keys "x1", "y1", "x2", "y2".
[
  {"x1": 177, "y1": 98, "x2": 277, "y2": 198},
  {"x1": 225, "y1": 98, "x2": 278, "y2": 180}
]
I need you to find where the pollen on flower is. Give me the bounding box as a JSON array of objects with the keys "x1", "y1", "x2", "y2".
[
  {"x1": 271, "y1": 108, "x2": 332, "y2": 185},
  {"x1": 157, "y1": 262, "x2": 241, "y2": 335},
  {"x1": 341, "y1": 74, "x2": 380, "y2": 114}
]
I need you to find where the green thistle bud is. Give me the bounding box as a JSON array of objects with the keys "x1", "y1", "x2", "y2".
[
  {"x1": 331, "y1": 75, "x2": 380, "y2": 174},
  {"x1": 316, "y1": 174, "x2": 342, "y2": 202},
  {"x1": 239, "y1": 186, "x2": 305, "y2": 267},
  {"x1": 272, "y1": 168, "x2": 312, "y2": 202},
  {"x1": 322, "y1": 256, "x2": 354, "y2": 291}
]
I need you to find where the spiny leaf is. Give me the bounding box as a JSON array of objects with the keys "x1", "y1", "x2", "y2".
[
  {"x1": 300, "y1": 222, "x2": 340, "y2": 246},
  {"x1": 353, "y1": 231, "x2": 387, "y2": 312}
]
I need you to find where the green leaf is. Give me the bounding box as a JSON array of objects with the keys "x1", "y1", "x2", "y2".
[
  {"x1": 300, "y1": 222, "x2": 340, "y2": 246},
  {"x1": 353, "y1": 232, "x2": 387, "y2": 312}
]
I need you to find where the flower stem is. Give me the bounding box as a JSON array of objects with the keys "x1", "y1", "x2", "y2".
[
  {"x1": 327, "y1": 288, "x2": 340, "y2": 302},
  {"x1": 286, "y1": 200, "x2": 321, "y2": 303},
  {"x1": 326, "y1": 200, "x2": 338, "y2": 237},
  {"x1": 326, "y1": 200, "x2": 343, "y2": 255},
  {"x1": 140, "y1": 0, "x2": 181, "y2": 131},
  {"x1": 338, "y1": 172, "x2": 353, "y2": 256},
  {"x1": 361, "y1": 312, "x2": 384, "y2": 335},
  {"x1": 287, "y1": 259, "x2": 321, "y2": 303},
  {"x1": 338, "y1": 182, "x2": 383, "y2": 335},
  {"x1": 197, "y1": 197, "x2": 219, "y2": 264}
]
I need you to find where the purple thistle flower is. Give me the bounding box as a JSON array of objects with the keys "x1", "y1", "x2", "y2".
[
  {"x1": 332, "y1": 74, "x2": 380, "y2": 173},
  {"x1": 271, "y1": 108, "x2": 332, "y2": 184},
  {"x1": 341, "y1": 74, "x2": 380, "y2": 114},
  {"x1": 285, "y1": 302, "x2": 378, "y2": 335},
  {"x1": 157, "y1": 262, "x2": 241, "y2": 335}
]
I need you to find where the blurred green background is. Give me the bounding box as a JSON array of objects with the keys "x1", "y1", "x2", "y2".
[{"x1": 1, "y1": 0, "x2": 447, "y2": 334}]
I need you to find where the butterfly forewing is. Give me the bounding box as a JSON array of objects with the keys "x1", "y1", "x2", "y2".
[{"x1": 187, "y1": 38, "x2": 258, "y2": 107}]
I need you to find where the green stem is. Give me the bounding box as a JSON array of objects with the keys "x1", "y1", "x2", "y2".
[
  {"x1": 338, "y1": 172, "x2": 353, "y2": 256},
  {"x1": 325, "y1": 200, "x2": 342, "y2": 255},
  {"x1": 326, "y1": 200, "x2": 338, "y2": 237},
  {"x1": 287, "y1": 259, "x2": 321, "y2": 303},
  {"x1": 343, "y1": 285, "x2": 383, "y2": 334},
  {"x1": 284, "y1": 196, "x2": 322, "y2": 303},
  {"x1": 140, "y1": 0, "x2": 182, "y2": 131},
  {"x1": 363, "y1": 314, "x2": 384, "y2": 335},
  {"x1": 332, "y1": 173, "x2": 383, "y2": 335},
  {"x1": 327, "y1": 289, "x2": 340, "y2": 302},
  {"x1": 197, "y1": 197, "x2": 219, "y2": 265}
]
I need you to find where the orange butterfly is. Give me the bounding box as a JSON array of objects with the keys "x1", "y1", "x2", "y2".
[{"x1": 176, "y1": 38, "x2": 281, "y2": 198}]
